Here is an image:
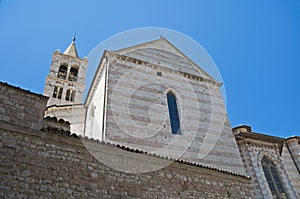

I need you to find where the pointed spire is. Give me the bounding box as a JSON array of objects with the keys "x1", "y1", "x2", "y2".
[{"x1": 63, "y1": 34, "x2": 79, "y2": 57}]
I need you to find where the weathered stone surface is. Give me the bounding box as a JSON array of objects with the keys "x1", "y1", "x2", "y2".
[
  {"x1": 87, "y1": 48, "x2": 246, "y2": 175},
  {"x1": 43, "y1": 49, "x2": 88, "y2": 107},
  {"x1": 0, "y1": 82, "x2": 48, "y2": 130},
  {"x1": 0, "y1": 120, "x2": 252, "y2": 198},
  {"x1": 2, "y1": 37, "x2": 299, "y2": 198},
  {"x1": 235, "y1": 129, "x2": 300, "y2": 199}
]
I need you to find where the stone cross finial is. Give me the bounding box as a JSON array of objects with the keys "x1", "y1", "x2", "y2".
[{"x1": 73, "y1": 33, "x2": 76, "y2": 42}]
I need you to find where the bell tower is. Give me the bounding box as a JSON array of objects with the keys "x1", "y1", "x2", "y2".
[{"x1": 44, "y1": 37, "x2": 88, "y2": 107}]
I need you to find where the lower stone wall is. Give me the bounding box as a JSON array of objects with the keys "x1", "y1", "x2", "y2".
[
  {"x1": 0, "y1": 82, "x2": 48, "y2": 131},
  {"x1": 0, "y1": 121, "x2": 252, "y2": 199}
]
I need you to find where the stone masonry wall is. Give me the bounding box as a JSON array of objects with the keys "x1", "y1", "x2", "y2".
[
  {"x1": 43, "y1": 51, "x2": 88, "y2": 107},
  {"x1": 285, "y1": 138, "x2": 300, "y2": 196},
  {"x1": 236, "y1": 139, "x2": 299, "y2": 198},
  {"x1": 103, "y1": 54, "x2": 245, "y2": 175},
  {"x1": 0, "y1": 121, "x2": 252, "y2": 199},
  {"x1": 0, "y1": 82, "x2": 48, "y2": 130}
]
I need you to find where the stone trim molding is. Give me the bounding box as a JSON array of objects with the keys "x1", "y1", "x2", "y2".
[
  {"x1": 53, "y1": 50, "x2": 88, "y2": 62},
  {"x1": 85, "y1": 50, "x2": 222, "y2": 107},
  {"x1": 256, "y1": 150, "x2": 298, "y2": 198},
  {"x1": 257, "y1": 150, "x2": 281, "y2": 168},
  {"x1": 245, "y1": 138, "x2": 280, "y2": 153},
  {"x1": 235, "y1": 131, "x2": 284, "y2": 154},
  {"x1": 43, "y1": 116, "x2": 70, "y2": 132},
  {"x1": 110, "y1": 52, "x2": 222, "y2": 87},
  {"x1": 45, "y1": 104, "x2": 85, "y2": 113}
]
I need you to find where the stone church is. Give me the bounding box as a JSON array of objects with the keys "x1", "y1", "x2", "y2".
[{"x1": 0, "y1": 37, "x2": 299, "y2": 198}]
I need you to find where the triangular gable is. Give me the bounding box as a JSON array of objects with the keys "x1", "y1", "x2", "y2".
[{"x1": 112, "y1": 38, "x2": 217, "y2": 82}]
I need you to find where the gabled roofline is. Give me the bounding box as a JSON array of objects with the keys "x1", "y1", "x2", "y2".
[
  {"x1": 85, "y1": 38, "x2": 224, "y2": 105},
  {"x1": 112, "y1": 37, "x2": 220, "y2": 84},
  {"x1": 106, "y1": 51, "x2": 222, "y2": 87},
  {"x1": 111, "y1": 37, "x2": 166, "y2": 53}
]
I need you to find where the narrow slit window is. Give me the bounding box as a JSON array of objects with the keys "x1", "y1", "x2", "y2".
[
  {"x1": 261, "y1": 157, "x2": 287, "y2": 198},
  {"x1": 53, "y1": 87, "x2": 58, "y2": 98},
  {"x1": 57, "y1": 87, "x2": 63, "y2": 99},
  {"x1": 167, "y1": 92, "x2": 181, "y2": 134},
  {"x1": 65, "y1": 89, "x2": 75, "y2": 102}
]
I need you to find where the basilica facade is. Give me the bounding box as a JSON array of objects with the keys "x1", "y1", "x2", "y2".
[
  {"x1": 42, "y1": 38, "x2": 300, "y2": 198},
  {"x1": 0, "y1": 37, "x2": 299, "y2": 198}
]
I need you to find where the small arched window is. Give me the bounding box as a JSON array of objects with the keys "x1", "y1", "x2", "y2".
[
  {"x1": 57, "y1": 65, "x2": 67, "y2": 79},
  {"x1": 65, "y1": 89, "x2": 75, "y2": 102},
  {"x1": 68, "y1": 66, "x2": 78, "y2": 82},
  {"x1": 53, "y1": 86, "x2": 63, "y2": 99},
  {"x1": 261, "y1": 157, "x2": 287, "y2": 198},
  {"x1": 167, "y1": 92, "x2": 181, "y2": 134}
]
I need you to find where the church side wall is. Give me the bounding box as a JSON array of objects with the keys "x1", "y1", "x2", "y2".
[
  {"x1": 85, "y1": 67, "x2": 107, "y2": 140},
  {"x1": 0, "y1": 121, "x2": 252, "y2": 198},
  {"x1": 104, "y1": 58, "x2": 245, "y2": 175}
]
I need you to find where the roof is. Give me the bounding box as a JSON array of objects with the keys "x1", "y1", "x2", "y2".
[
  {"x1": 111, "y1": 37, "x2": 218, "y2": 83},
  {"x1": 233, "y1": 125, "x2": 290, "y2": 154},
  {"x1": 233, "y1": 125, "x2": 299, "y2": 143},
  {"x1": 286, "y1": 136, "x2": 300, "y2": 143},
  {"x1": 235, "y1": 131, "x2": 285, "y2": 145},
  {"x1": 63, "y1": 41, "x2": 79, "y2": 57}
]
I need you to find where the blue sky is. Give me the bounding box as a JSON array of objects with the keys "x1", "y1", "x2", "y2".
[{"x1": 0, "y1": 0, "x2": 299, "y2": 137}]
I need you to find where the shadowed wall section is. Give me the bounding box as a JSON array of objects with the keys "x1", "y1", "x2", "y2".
[{"x1": 0, "y1": 120, "x2": 252, "y2": 198}]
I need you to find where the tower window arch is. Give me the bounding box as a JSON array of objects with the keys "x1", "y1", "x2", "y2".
[
  {"x1": 68, "y1": 65, "x2": 78, "y2": 82},
  {"x1": 53, "y1": 86, "x2": 63, "y2": 99},
  {"x1": 57, "y1": 64, "x2": 68, "y2": 79},
  {"x1": 261, "y1": 157, "x2": 287, "y2": 198},
  {"x1": 167, "y1": 91, "x2": 181, "y2": 134},
  {"x1": 65, "y1": 89, "x2": 75, "y2": 102}
]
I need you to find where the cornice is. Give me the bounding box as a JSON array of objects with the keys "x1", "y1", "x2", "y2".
[
  {"x1": 46, "y1": 76, "x2": 85, "y2": 87},
  {"x1": 53, "y1": 51, "x2": 88, "y2": 62},
  {"x1": 235, "y1": 132, "x2": 284, "y2": 154},
  {"x1": 109, "y1": 52, "x2": 222, "y2": 87}
]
